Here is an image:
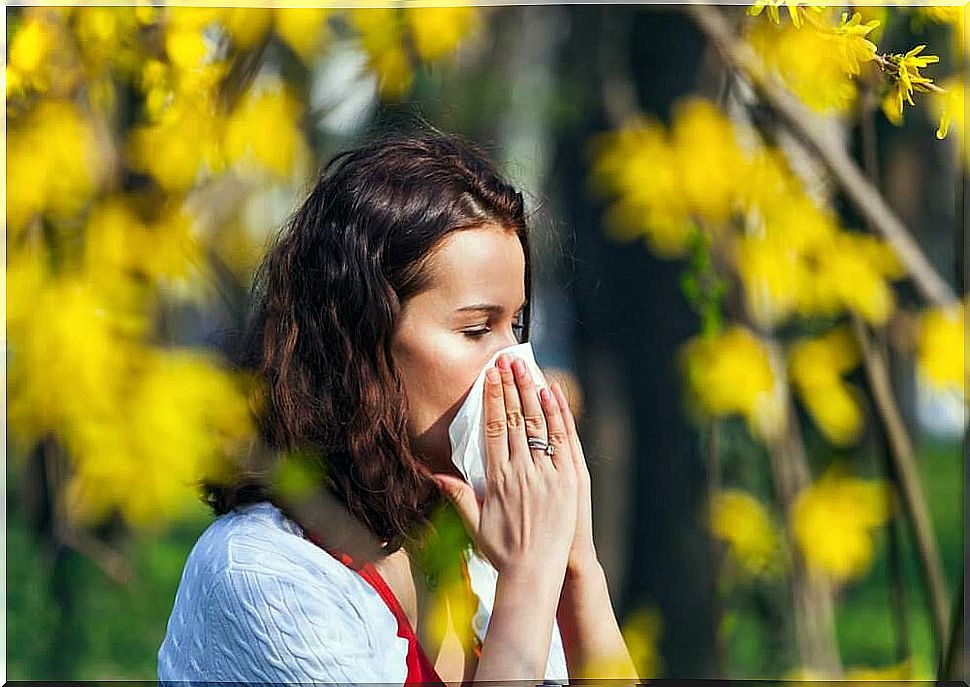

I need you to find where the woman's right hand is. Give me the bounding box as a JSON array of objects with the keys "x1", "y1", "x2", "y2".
[{"x1": 433, "y1": 354, "x2": 578, "y2": 577}]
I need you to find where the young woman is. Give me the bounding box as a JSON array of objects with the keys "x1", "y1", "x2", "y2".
[{"x1": 157, "y1": 128, "x2": 638, "y2": 685}]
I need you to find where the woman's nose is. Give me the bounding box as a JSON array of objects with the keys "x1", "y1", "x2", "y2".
[{"x1": 490, "y1": 331, "x2": 520, "y2": 360}]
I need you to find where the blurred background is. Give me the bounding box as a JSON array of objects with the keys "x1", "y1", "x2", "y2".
[{"x1": 5, "y1": 2, "x2": 966, "y2": 681}]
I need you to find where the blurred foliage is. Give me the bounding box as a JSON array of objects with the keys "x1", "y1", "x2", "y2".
[
  {"x1": 6, "y1": 3, "x2": 481, "y2": 531},
  {"x1": 590, "y1": 1, "x2": 964, "y2": 680},
  {"x1": 5, "y1": 2, "x2": 965, "y2": 682}
]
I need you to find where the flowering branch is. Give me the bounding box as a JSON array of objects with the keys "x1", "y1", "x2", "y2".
[{"x1": 683, "y1": 3, "x2": 958, "y2": 309}]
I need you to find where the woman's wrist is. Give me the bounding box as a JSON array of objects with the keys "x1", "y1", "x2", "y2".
[{"x1": 565, "y1": 551, "x2": 603, "y2": 582}]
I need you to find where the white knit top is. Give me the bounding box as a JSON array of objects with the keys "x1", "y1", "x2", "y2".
[{"x1": 157, "y1": 501, "x2": 569, "y2": 685}]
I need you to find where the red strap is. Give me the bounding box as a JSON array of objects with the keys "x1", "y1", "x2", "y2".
[
  {"x1": 305, "y1": 532, "x2": 446, "y2": 685},
  {"x1": 357, "y1": 563, "x2": 446, "y2": 685}
]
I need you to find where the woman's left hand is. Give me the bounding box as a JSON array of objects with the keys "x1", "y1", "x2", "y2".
[{"x1": 547, "y1": 376, "x2": 598, "y2": 576}]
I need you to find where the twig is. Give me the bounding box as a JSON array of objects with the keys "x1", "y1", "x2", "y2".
[
  {"x1": 58, "y1": 528, "x2": 135, "y2": 585},
  {"x1": 851, "y1": 316, "x2": 950, "y2": 653},
  {"x1": 769, "y1": 418, "x2": 843, "y2": 677},
  {"x1": 856, "y1": 75, "x2": 911, "y2": 664},
  {"x1": 683, "y1": 4, "x2": 957, "y2": 309},
  {"x1": 939, "y1": 580, "x2": 964, "y2": 679}
]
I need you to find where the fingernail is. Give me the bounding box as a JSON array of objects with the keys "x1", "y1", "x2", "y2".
[
  {"x1": 497, "y1": 356, "x2": 510, "y2": 370},
  {"x1": 512, "y1": 358, "x2": 526, "y2": 376},
  {"x1": 486, "y1": 368, "x2": 500, "y2": 384}
]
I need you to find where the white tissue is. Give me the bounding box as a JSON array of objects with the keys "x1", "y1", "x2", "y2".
[
  {"x1": 448, "y1": 342, "x2": 549, "y2": 500},
  {"x1": 446, "y1": 341, "x2": 569, "y2": 683}
]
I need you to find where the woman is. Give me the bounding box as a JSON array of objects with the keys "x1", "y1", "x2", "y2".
[{"x1": 157, "y1": 127, "x2": 638, "y2": 685}]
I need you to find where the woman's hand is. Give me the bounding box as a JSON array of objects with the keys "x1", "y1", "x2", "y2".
[
  {"x1": 548, "y1": 380, "x2": 598, "y2": 576},
  {"x1": 433, "y1": 355, "x2": 578, "y2": 577}
]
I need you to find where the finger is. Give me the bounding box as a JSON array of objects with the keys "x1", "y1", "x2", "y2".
[
  {"x1": 497, "y1": 355, "x2": 531, "y2": 469},
  {"x1": 433, "y1": 474, "x2": 482, "y2": 537},
  {"x1": 512, "y1": 358, "x2": 547, "y2": 464},
  {"x1": 552, "y1": 382, "x2": 587, "y2": 470},
  {"x1": 538, "y1": 385, "x2": 570, "y2": 472},
  {"x1": 482, "y1": 366, "x2": 509, "y2": 477}
]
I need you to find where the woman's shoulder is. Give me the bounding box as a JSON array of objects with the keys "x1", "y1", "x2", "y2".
[
  {"x1": 159, "y1": 500, "x2": 409, "y2": 684},
  {"x1": 167, "y1": 500, "x2": 401, "y2": 636},
  {"x1": 195, "y1": 501, "x2": 311, "y2": 566}
]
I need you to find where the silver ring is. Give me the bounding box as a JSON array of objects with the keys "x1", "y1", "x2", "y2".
[{"x1": 527, "y1": 436, "x2": 556, "y2": 456}]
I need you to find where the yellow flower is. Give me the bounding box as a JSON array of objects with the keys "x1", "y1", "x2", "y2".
[
  {"x1": 128, "y1": 97, "x2": 225, "y2": 191},
  {"x1": 788, "y1": 327, "x2": 863, "y2": 446},
  {"x1": 403, "y1": 7, "x2": 478, "y2": 62},
  {"x1": 6, "y1": 248, "x2": 48, "y2": 333},
  {"x1": 747, "y1": 0, "x2": 825, "y2": 29},
  {"x1": 709, "y1": 489, "x2": 785, "y2": 578},
  {"x1": 736, "y1": 193, "x2": 842, "y2": 327},
  {"x1": 736, "y1": 234, "x2": 811, "y2": 327},
  {"x1": 351, "y1": 6, "x2": 477, "y2": 100},
  {"x1": 64, "y1": 349, "x2": 255, "y2": 529},
  {"x1": 351, "y1": 8, "x2": 414, "y2": 100},
  {"x1": 165, "y1": 29, "x2": 212, "y2": 71},
  {"x1": 73, "y1": 7, "x2": 143, "y2": 78},
  {"x1": 274, "y1": 8, "x2": 331, "y2": 63},
  {"x1": 9, "y1": 17, "x2": 54, "y2": 87},
  {"x1": 7, "y1": 99, "x2": 103, "y2": 236},
  {"x1": 792, "y1": 465, "x2": 891, "y2": 582},
  {"x1": 880, "y1": 45, "x2": 940, "y2": 126},
  {"x1": 589, "y1": 117, "x2": 694, "y2": 257},
  {"x1": 917, "y1": 302, "x2": 965, "y2": 393},
  {"x1": 914, "y1": 4, "x2": 966, "y2": 62},
  {"x1": 616, "y1": 606, "x2": 662, "y2": 678},
  {"x1": 671, "y1": 98, "x2": 749, "y2": 227},
  {"x1": 738, "y1": 146, "x2": 805, "y2": 220},
  {"x1": 164, "y1": 7, "x2": 225, "y2": 35},
  {"x1": 682, "y1": 326, "x2": 784, "y2": 440},
  {"x1": 747, "y1": 18, "x2": 858, "y2": 113},
  {"x1": 83, "y1": 195, "x2": 203, "y2": 292},
  {"x1": 7, "y1": 276, "x2": 137, "y2": 445},
  {"x1": 832, "y1": 12, "x2": 880, "y2": 75},
  {"x1": 221, "y1": 9, "x2": 274, "y2": 50},
  {"x1": 224, "y1": 84, "x2": 307, "y2": 180},
  {"x1": 590, "y1": 99, "x2": 751, "y2": 258},
  {"x1": 933, "y1": 78, "x2": 964, "y2": 159},
  {"x1": 816, "y1": 231, "x2": 901, "y2": 325}
]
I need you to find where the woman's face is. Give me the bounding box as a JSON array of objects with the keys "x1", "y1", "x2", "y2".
[{"x1": 391, "y1": 223, "x2": 527, "y2": 476}]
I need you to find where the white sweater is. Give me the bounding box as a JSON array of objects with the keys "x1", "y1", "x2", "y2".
[{"x1": 157, "y1": 501, "x2": 569, "y2": 685}]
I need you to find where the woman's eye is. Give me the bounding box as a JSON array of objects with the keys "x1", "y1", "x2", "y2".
[{"x1": 463, "y1": 312, "x2": 524, "y2": 340}]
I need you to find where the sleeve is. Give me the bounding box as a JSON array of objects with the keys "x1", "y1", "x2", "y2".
[{"x1": 203, "y1": 567, "x2": 409, "y2": 686}]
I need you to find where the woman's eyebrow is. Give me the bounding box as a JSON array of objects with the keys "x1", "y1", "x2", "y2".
[{"x1": 455, "y1": 299, "x2": 528, "y2": 314}]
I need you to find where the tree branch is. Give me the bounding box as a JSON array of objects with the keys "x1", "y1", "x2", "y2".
[{"x1": 851, "y1": 316, "x2": 950, "y2": 652}]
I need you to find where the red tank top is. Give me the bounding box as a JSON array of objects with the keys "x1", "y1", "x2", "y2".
[{"x1": 306, "y1": 533, "x2": 481, "y2": 686}]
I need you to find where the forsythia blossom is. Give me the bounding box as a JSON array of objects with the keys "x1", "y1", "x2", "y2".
[
  {"x1": 792, "y1": 465, "x2": 892, "y2": 582},
  {"x1": 709, "y1": 489, "x2": 786, "y2": 578},
  {"x1": 788, "y1": 327, "x2": 863, "y2": 446},
  {"x1": 682, "y1": 326, "x2": 785, "y2": 440}
]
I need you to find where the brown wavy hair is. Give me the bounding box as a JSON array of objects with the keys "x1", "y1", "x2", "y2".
[{"x1": 204, "y1": 126, "x2": 533, "y2": 555}]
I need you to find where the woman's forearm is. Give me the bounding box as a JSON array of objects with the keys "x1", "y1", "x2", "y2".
[
  {"x1": 473, "y1": 563, "x2": 566, "y2": 683},
  {"x1": 556, "y1": 561, "x2": 640, "y2": 680}
]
